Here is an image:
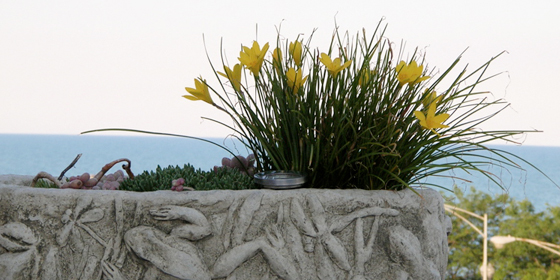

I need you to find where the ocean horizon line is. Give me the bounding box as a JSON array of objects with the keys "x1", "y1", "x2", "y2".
[{"x1": 2, "y1": 132, "x2": 560, "y2": 148}]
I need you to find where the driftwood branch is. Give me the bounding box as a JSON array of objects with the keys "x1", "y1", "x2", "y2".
[
  {"x1": 32, "y1": 157, "x2": 134, "y2": 189},
  {"x1": 32, "y1": 172, "x2": 63, "y2": 188},
  {"x1": 58, "y1": 153, "x2": 82, "y2": 181},
  {"x1": 93, "y1": 158, "x2": 134, "y2": 181}
]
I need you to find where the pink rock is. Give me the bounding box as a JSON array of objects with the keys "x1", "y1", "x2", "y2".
[
  {"x1": 221, "y1": 157, "x2": 232, "y2": 167},
  {"x1": 79, "y1": 173, "x2": 90, "y2": 183},
  {"x1": 84, "y1": 178, "x2": 98, "y2": 187},
  {"x1": 68, "y1": 179, "x2": 83, "y2": 189},
  {"x1": 231, "y1": 155, "x2": 248, "y2": 170}
]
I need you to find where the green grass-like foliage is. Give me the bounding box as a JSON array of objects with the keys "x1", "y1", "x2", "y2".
[
  {"x1": 84, "y1": 19, "x2": 550, "y2": 192},
  {"x1": 118, "y1": 164, "x2": 256, "y2": 192},
  {"x1": 193, "y1": 21, "x2": 541, "y2": 191}
]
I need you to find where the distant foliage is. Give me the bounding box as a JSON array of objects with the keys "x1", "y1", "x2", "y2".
[{"x1": 445, "y1": 187, "x2": 560, "y2": 279}]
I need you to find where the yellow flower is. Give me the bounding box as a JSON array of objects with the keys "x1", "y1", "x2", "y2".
[
  {"x1": 422, "y1": 90, "x2": 443, "y2": 108},
  {"x1": 272, "y1": 48, "x2": 283, "y2": 73},
  {"x1": 358, "y1": 69, "x2": 376, "y2": 88},
  {"x1": 183, "y1": 78, "x2": 213, "y2": 105},
  {"x1": 272, "y1": 48, "x2": 282, "y2": 64},
  {"x1": 238, "y1": 41, "x2": 270, "y2": 76},
  {"x1": 414, "y1": 103, "x2": 449, "y2": 136},
  {"x1": 395, "y1": 60, "x2": 430, "y2": 86},
  {"x1": 218, "y1": 64, "x2": 242, "y2": 92},
  {"x1": 286, "y1": 67, "x2": 308, "y2": 93},
  {"x1": 320, "y1": 53, "x2": 352, "y2": 78},
  {"x1": 289, "y1": 41, "x2": 303, "y2": 66}
]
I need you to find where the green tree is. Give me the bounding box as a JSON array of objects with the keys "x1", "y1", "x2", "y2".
[
  {"x1": 491, "y1": 200, "x2": 560, "y2": 279},
  {"x1": 444, "y1": 186, "x2": 511, "y2": 279},
  {"x1": 444, "y1": 187, "x2": 560, "y2": 279}
]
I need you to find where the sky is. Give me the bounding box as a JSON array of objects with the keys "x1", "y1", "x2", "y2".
[{"x1": 1, "y1": 0, "x2": 559, "y2": 146}]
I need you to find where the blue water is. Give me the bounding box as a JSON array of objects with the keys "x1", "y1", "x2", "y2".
[
  {"x1": 1, "y1": 134, "x2": 559, "y2": 212},
  {"x1": 424, "y1": 145, "x2": 560, "y2": 212},
  {"x1": 0, "y1": 134, "x2": 241, "y2": 176}
]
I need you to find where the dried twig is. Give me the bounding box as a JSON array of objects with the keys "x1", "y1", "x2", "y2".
[
  {"x1": 58, "y1": 153, "x2": 82, "y2": 181},
  {"x1": 32, "y1": 158, "x2": 134, "y2": 189},
  {"x1": 93, "y1": 158, "x2": 134, "y2": 181}
]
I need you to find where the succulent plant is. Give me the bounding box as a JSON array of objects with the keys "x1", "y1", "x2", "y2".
[
  {"x1": 171, "y1": 177, "x2": 192, "y2": 191},
  {"x1": 32, "y1": 154, "x2": 257, "y2": 192},
  {"x1": 118, "y1": 164, "x2": 256, "y2": 192},
  {"x1": 214, "y1": 154, "x2": 256, "y2": 176}
]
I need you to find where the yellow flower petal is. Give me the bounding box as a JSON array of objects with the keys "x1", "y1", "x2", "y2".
[
  {"x1": 183, "y1": 78, "x2": 213, "y2": 105},
  {"x1": 320, "y1": 53, "x2": 352, "y2": 78},
  {"x1": 319, "y1": 53, "x2": 332, "y2": 65},
  {"x1": 430, "y1": 113, "x2": 450, "y2": 128},
  {"x1": 286, "y1": 67, "x2": 307, "y2": 93},
  {"x1": 415, "y1": 103, "x2": 449, "y2": 135},
  {"x1": 422, "y1": 90, "x2": 442, "y2": 108},
  {"x1": 238, "y1": 41, "x2": 269, "y2": 76},
  {"x1": 218, "y1": 64, "x2": 242, "y2": 92},
  {"x1": 289, "y1": 41, "x2": 302, "y2": 66},
  {"x1": 396, "y1": 60, "x2": 430, "y2": 86},
  {"x1": 414, "y1": 111, "x2": 427, "y2": 128}
]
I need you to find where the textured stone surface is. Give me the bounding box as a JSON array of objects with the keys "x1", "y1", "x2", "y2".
[{"x1": 0, "y1": 177, "x2": 450, "y2": 279}]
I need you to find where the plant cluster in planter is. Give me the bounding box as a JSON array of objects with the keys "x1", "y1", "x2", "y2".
[
  {"x1": 33, "y1": 169, "x2": 126, "y2": 190},
  {"x1": 88, "y1": 23, "x2": 540, "y2": 190},
  {"x1": 32, "y1": 157, "x2": 134, "y2": 190},
  {"x1": 119, "y1": 163, "x2": 256, "y2": 192},
  {"x1": 84, "y1": 20, "x2": 540, "y2": 192},
  {"x1": 32, "y1": 155, "x2": 257, "y2": 192}
]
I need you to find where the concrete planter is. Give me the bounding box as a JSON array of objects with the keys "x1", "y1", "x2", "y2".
[{"x1": 0, "y1": 175, "x2": 450, "y2": 279}]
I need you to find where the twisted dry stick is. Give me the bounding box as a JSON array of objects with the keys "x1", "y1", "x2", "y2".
[{"x1": 31, "y1": 158, "x2": 134, "y2": 187}]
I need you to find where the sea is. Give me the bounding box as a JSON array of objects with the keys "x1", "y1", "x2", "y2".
[{"x1": 1, "y1": 134, "x2": 559, "y2": 212}]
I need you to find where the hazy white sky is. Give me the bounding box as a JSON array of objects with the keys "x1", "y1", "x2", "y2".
[{"x1": 1, "y1": 0, "x2": 559, "y2": 146}]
